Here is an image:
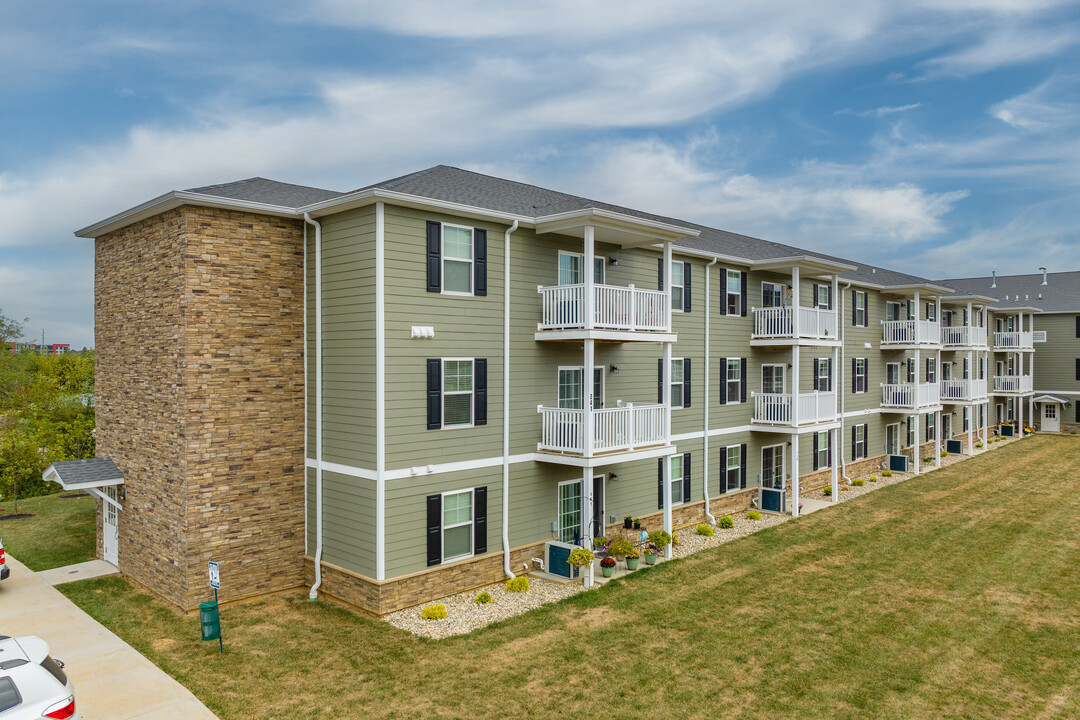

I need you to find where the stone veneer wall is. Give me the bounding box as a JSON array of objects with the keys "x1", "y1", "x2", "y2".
[{"x1": 96, "y1": 206, "x2": 306, "y2": 611}]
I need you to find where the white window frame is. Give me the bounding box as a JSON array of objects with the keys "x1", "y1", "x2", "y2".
[
  {"x1": 441, "y1": 488, "x2": 475, "y2": 563},
  {"x1": 670, "y1": 454, "x2": 684, "y2": 507},
  {"x1": 925, "y1": 357, "x2": 936, "y2": 383},
  {"x1": 441, "y1": 223, "x2": 475, "y2": 296},
  {"x1": 926, "y1": 413, "x2": 936, "y2": 442},
  {"x1": 761, "y1": 364, "x2": 785, "y2": 394},
  {"x1": 963, "y1": 406, "x2": 970, "y2": 431},
  {"x1": 725, "y1": 270, "x2": 741, "y2": 315},
  {"x1": 854, "y1": 424, "x2": 867, "y2": 460},
  {"x1": 726, "y1": 358, "x2": 741, "y2": 405},
  {"x1": 886, "y1": 362, "x2": 900, "y2": 385},
  {"x1": 557, "y1": 365, "x2": 604, "y2": 410},
  {"x1": 854, "y1": 291, "x2": 867, "y2": 327},
  {"x1": 761, "y1": 444, "x2": 785, "y2": 489},
  {"x1": 1045, "y1": 403, "x2": 1057, "y2": 419},
  {"x1": 815, "y1": 284, "x2": 830, "y2": 310},
  {"x1": 854, "y1": 358, "x2": 867, "y2": 394},
  {"x1": 441, "y1": 357, "x2": 475, "y2": 429},
  {"x1": 556, "y1": 479, "x2": 582, "y2": 544},
  {"x1": 672, "y1": 260, "x2": 687, "y2": 313},
  {"x1": 815, "y1": 358, "x2": 830, "y2": 392},
  {"x1": 886, "y1": 422, "x2": 900, "y2": 455},
  {"x1": 725, "y1": 445, "x2": 741, "y2": 493},
  {"x1": 558, "y1": 250, "x2": 606, "y2": 286},
  {"x1": 762, "y1": 281, "x2": 784, "y2": 309},
  {"x1": 886, "y1": 302, "x2": 901, "y2": 322},
  {"x1": 815, "y1": 432, "x2": 829, "y2": 468},
  {"x1": 671, "y1": 358, "x2": 685, "y2": 410},
  {"x1": 925, "y1": 302, "x2": 937, "y2": 322}
]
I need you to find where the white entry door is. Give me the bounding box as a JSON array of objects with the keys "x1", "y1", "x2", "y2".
[
  {"x1": 103, "y1": 486, "x2": 119, "y2": 566},
  {"x1": 1043, "y1": 403, "x2": 1060, "y2": 433}
]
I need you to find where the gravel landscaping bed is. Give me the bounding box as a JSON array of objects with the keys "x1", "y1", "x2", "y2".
[{"x1": 387, "y1": 434, "x2": 1027, "y2": 639}]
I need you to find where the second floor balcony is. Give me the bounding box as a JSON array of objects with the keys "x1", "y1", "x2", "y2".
[
  {"x1": 751, "y1": 306, "x2": 838, "y2": 344},
  {"x1": 941, "y1": 325, "x2": 988, "y2": 348},
  {"x1": 537, "y1": 402, "x2": 669, "y2": 460},
  {"x1": 882, "y1": 320, "x2": 940, "y2": 348},
  {"x1": 993, "y1": 375, "x2": 1033, "y2": 394},
  {"x1": 751, "y1": 391, "x2": 837, "y2": 427},
  {"x1": 537, "y1": 283, "x2": 672, "y2": 340},
  {"x1": 993, "y1": 331, "x2": 1033, "y2": 351},
  {"x1": 882, "y1": 382, "x2": 940, "y2": 409},
  {"x1": 940, "y1": 378, "x2": 988, "y2": 402}
]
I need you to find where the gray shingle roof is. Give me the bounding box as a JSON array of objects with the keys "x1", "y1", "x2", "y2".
[
  {"x1": 939, "y1": 271, "x2": 1080, "y2": 312},
  {"x1": 44, "y1": 458, "x2": 124, "y2": 488},
  {"x1": 186, "y1": 177, "x2": 343, "y2": 208}
]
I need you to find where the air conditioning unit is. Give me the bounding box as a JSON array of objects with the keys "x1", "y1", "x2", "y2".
[{"x1": 544, "y1": 541, "x2": 581, "y2": 580}]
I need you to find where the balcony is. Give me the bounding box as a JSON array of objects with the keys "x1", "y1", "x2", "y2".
[
  {"x1": 940, "y1": 379, "x2": 988, "y2": 402},
  {"x1": 882, "y1": 382, "x2": 941, "y2": 409},
  {"x1": 537, "y1": 402, "x2": 669, "y2": 461},
  {"x1": 882, "y1": 320, "x2": 941, "y2": 348},
  {"x1": 993, "y1": 375, "x2": 1033, "y2": 394},
  {"x1": 941, "y1": 325, "x2": 987, "y2": 348},
  {"x1": 750, "y1": 306, "x2": 838, "y2": 344},
  {"x1": 751, "y1": 391, "x2": 837, "y2": 427},
  {"x1": 993, "y1": 331, "x2": 1033, "y2": 351},
  {"x1": 536, "y1": 283, "x2": 673, "y2": 341}
]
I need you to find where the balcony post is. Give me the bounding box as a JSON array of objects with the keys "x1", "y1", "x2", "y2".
[
  {"x1": 663, "y1": 242, "x2": 673, "y2": 333},
  {"x1": 914, "y1": 412, "x2": 921, "y2": 475},
  {"x1": 584, "y1": 338, "x2": 595, "y2": 457},
  {"x1": 663, "y1": 454, "x2": 673, "y2": 559},
  {"x1": 581, "y1": 466, "x2": 593, "y2": 556},
  {"x1": 935, "y1": 410, "x2": 942, "y2": 467},
  {"x1": 830, "y1": 428, "x2": 839, "y2": 504},
  {"x1": 584, "y1": 225, "x2": 595, "y2": 330},
  {"x1": 628, "y1": 284, "x2": 636, "y2": 331},
  {"x1": 627, "y1": 403, "x2": 635, "y2": 452},
  {"x1": 831, "y1": 273, "x2": 838, "y2": 339},
  {"x1": 792, "y1": 266, "x2": 801, "y2": 338},
  {"x1": 791, "y1": 434, "x2": 800, "y2": 518}
]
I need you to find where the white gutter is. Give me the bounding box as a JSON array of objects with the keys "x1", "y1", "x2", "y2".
[
  {"x1": 702, "y1": 257, "x2": 718, "y2": 523},
  {"x1": 502, "y1": 220, "x2": 519, "y2": 579},
  {"x1": 839, "y1": 281, "x2": 853, "y2": 483},
  {"x1": 304, "y1": 212, "x2": 324, "y2": 601}
]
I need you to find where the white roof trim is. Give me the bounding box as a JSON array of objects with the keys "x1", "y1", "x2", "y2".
[
  {"x1": 75, "y1": 191, "x2": 302, "y2": 238},
  {"x1": 42, "y1": 464, "x2": 125, "y2": 491}
]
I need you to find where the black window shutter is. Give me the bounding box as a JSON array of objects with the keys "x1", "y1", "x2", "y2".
[
  {"x1": 426, "y1": 221, "x2": 441, "y2": 293},
  {"x1": 682, "y1": 453, "x2": 692, "y2": 504},
  {"x1": 473, "y1": 229, "x2": 487, "y2": 296},
  {"x1": 473, "y1": 487, "x2": 487, "y2": 555},
  {"x1": 1076, "y1": 402, "x2": 1080, "y2": 423},
  {"x1": 1076, "y1": 315, "x2": 1080, "y2": 338},
  {"x1": 852, "y1": 424, "x2": 857, "y2": 461},
  {"x1": 684, "y1": 262, "x2": 692, "y2": 312},
  {"x1": 827, "y1": 285, "x2": 833, "y2": 310},
  {"x1": 474, "y1": 359, "x2": 487, "y2": 426},
  {"x1": 718, "y1": 358, "x2": 727, "y2": 405},
  {"x1": 657, "y1": 459, "x2": 665, "y2": 509},
  {"x1": 740, "y1": 271, "x2": 748, "y2": 317},
  {"x1": 427, "y1": 359, "x2": 442, "y2": 429},
  {"x1": 717, "y1": 446, "x2": 728, "y2": 493},
  {"x1": 812, "y1": 283, "x2": 820, "y2": 308},
  {"x1": 740, "y1": 358, "x2": 747, "y2": 403},
  {"x1": 658, "y1": 258, "x2": 664, "y2": 291},
  {"x1": 740, "y1": 444, "x2": 747, "y2": 489},
  {"x1": 852, "y1": 358, "x2": 858, "y2": 393},
  {"x1": 813, "y1": 432, "x2": 820, "y2": 471},
  {"x1": 658, "y1": 358, "x2": 664, "y2": 404},
  {"x1": 717, "y1": 267, "x2": 727, "y2": 315},
  {"x1": 1076, "y1": 358, "x2": 1080, "y2": 381},
  {"x1": 426, "y1": 494, "x2": 442, "y2": 566},
  {"x1": 852, "y1": 289, "x2": 857, "y2": 326},
  {"x1": 865, "y1": 359, "x2": 870, "y2": 391},
  {"x1": 827, "y1": 358, "x2": 833, "y2": 392},
  {"x1": 683, "y1": 358, "x2": 692, "y2": 407},
  {"x1": 827, "y1": 431, "x2": 833, "y2": 468}
]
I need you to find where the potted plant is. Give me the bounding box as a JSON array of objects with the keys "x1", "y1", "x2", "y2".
[
  {"x1": 623, "y1": 515, "x2": 633, "y2": 529},
  {"x1": 643, "y1": 547, "x2": 657, "y2": 565},
  {"x1": 625, "y1": 548, "x2": 640, "y2": 570},
  {"x1": 607, "y1": 539, "x2": 634, "y2": 561},
  {"x1": 633, "y1": 517, "x2": 641, "y2": 530},
  {"x1": 567, "y1": 547, "x2": 594, "y2": 579},
  {"x1": 600, "y1": 556, "x2": 616, "y2": 578},
  {"x1": 647, "y1": 530, "x2": 671, "y2": 554},
  {"x1": 592, "y1": 536, "x2": 609, "y2": 556}
]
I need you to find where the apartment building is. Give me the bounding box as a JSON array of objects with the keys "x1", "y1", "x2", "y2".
[{"x1": 46, "y1": 166, "x2": 1074, "y2": 616}]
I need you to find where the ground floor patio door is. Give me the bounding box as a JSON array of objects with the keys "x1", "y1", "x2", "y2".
[
  {"x1": 1043, "y1": 402, "x2": 1060, "y2": 432},
  {"x1": 591, "y1": 475, "x2": 605, "y2": 539},
  {"x1": 103, "y1": 486, "x2": 119, "y2": 566},
  {"x1": 760, "y1": 445, "x2": 785, "y2": 513}
]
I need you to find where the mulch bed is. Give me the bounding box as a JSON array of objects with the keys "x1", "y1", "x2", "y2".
[{"x1": 0, "y1": 513, "x2": 36, "y2": 521}]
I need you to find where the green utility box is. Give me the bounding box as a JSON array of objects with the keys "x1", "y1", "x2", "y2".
[{"x1": 200, "y1": 600, "x2": 221, "y2": 641}]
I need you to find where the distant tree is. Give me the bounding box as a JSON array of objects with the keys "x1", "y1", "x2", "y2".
[{"x1": 0, "y1": 307, "x2": 27, "y2": 345}]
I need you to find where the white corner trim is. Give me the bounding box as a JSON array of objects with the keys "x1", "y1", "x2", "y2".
[{"x1": 375, "y1": 201, "x2": 386, "y2": 581}]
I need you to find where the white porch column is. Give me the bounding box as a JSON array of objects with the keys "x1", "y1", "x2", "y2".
[
  {"x1": 662, "y1": 455, "x2": 673, "y2": 559},
  {"x1": 663, "y1": 242, "x2": 673, "y2": 449},
  {"x1": 583, "y1": 225, "x2": 595, "y2": 330},
  {"x1": 581, "y1": 467, "x2": 593, "y2": 553},
  {"x1": 584, "y1": 339, "x2": 595, "y2": 456},
  {"x1": 792, "y1": 266, "x2": 801, "y2": 339},
  {"x1": 935, "y1": 410, "x2": 942, "y2": 468},
  {"x1": 914, "y1": 412, "x2": 921, "y2": 474},
  {"x1": 792, "y1": 264, "x2": 802, "y2": 428},
  {"x1": 791, "y1": 434, "x2": 801, "y2": 518},
  {"x1": 830, "y1": 428, "x2": 839, "y2": 504},
  {"x1": 663, "y1": 242, "x2": 673, "y2": 333}
]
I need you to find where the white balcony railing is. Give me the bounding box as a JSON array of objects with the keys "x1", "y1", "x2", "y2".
[
  {"x1": 940, "y1": 325, "x2": 988, "y2": 347},
  {"x1": 882, "y1": 382, "x2": 940, "y2": 408},
  {"x1": 537, "y1": 402, "x2": 668, "y2": 456},
  {"x1": 751, "y1": 306, "x2": 838, "y2": 341},
  {"x1": 993, "y1": 375, "x2": 1033, "y2": 394},
  {"x1": 752, "y1": 391, "x2": 837, "y2": 425},
  {"x1": 537, "y1": 284, "x2": 669, "y2": 333},
  {"x1": 993, "y1": 331, "x2": 1033, "y2": 350},
  {"x1": 882, "y1": 319, "x2": 941, "y2": 346},
  {"x1": 940, "y1": 378, "x2": 988, "y2": 402}
]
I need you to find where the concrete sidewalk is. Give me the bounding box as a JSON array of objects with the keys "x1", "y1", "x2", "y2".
[
  {"x1": 37, "y1": 559, "x2": 120, "y2": 586},
  {"x1": 1, "y1": 555, "x2": 218, "y2": 720}
]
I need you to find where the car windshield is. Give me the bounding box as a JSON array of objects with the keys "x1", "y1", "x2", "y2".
[
  {"x1": 0, "y1": 676, "x2": 21, "y2": 712},
  {"x1": 40, "y1": 656, "x2": 67, "y2": 686}
]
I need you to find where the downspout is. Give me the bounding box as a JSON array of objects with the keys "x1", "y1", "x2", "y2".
[
  {"x1": 839, "y1": 281, "x2": 853, "y2": 483},
  {"x1": 702, "y1": 257, "x2": 718, "y2": 523},
  {"x1": 304, "y1": 212, "x2": 324, "y2": 601},
  {"x1": 502, "y1": 220, "x2": 519, "y2": 579}
]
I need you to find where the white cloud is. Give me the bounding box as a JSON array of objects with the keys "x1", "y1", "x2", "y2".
[
  {"x1": 990, "y1": 76, "x2": 1080, "y2": 131},
  {"x1": 0, "y1": 258, "x2": 95, "y2": 349},
  {"x1": 921, "y1": 25, "x2": 1079, "y2": 77},
  {"x1": 836, "y1": 103, "x2": 924, "y2": 118}
]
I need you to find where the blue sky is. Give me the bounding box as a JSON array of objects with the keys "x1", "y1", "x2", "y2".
[{"x1": 2, "y1": 1, "x2": 1079, "y2": 348}]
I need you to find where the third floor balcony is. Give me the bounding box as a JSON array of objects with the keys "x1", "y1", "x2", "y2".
[
  {"x1": 751, "y1": 306, "x2": 838, "y2": 345},
  {"x1": 751, "y1": 391, "x2": 838, "y2": 427},
  {"x1": 993, "y1": 375, "x2": 1033, "y2": 394},
  {"x1": 536, "y1": 283, "x2": 674, "y2": 342},
  {"x1": 993, "y1": 331, "x2": 1033, "y2": 351},
  {"x1": 882, "y1": 382, "x2": 940, "y2": 410},
  {"x1": 882, "y1": 319, "x2": 941, "y2": 348},
  {"x1": 940, "y1": 378, "x2": 988, "y2": 402},
  {"x1": 536, "y1": 402, "x2": 670, "y2": 462},
  {"x1": 941, "y1": 325, "x2": 987, "y2": 348}
]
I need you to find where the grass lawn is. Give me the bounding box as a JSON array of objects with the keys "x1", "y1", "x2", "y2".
[
  {"x1": 0, "y1": 492, "x2": 96, "y2": 570},
  {"x1": 60, "y1": 436, "x2": 1080, "y2": 719}
]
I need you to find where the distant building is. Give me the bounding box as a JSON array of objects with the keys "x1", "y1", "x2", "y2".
[{"x1": 7, "y1": 342, "x2": 72, "y2": 355}]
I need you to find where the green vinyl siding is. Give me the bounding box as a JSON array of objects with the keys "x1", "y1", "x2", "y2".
[
  {"x1": 1033, "y1": 314, "x2": 1080, "y2": 392},
  {"x1": 306, "y1": 467, "x2": 377, "y2": 578}
]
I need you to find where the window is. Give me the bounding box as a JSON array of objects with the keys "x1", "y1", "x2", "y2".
[
  {"x1": 925, "y1": 302, "x2": 936, "y2": 321},
  {"x1": 886, "y1": 362, "x2": 900, "y2": 385},
  {"x1": 926, "y1": 413, "x2": 935, "y2": 442},
  {"x1": 726, "y1": 358, "x2": 741, "y2": 403},
  {"x1": 671, "y1": 358, "x2": 685, "y2": 408},
  {"x1": 672, "y1": 260, "x2": 686, "y2": 311},
  {"x1": 925, "y1": 357, "x2": 936, "y2": 383},
  {"x1": 442, "y1": 490, "x2": 473, "y2": 562},
  {"x1": 886, "y1": 423, "x2": 899, "y2": 455},
  {"x1": 853, "y1": 358, "x2": 867, "y2": 393},
  {"x1": 725, "y1": 445, "x2": 741, "y2": 493},
  {"x1": 1046, "y1": 404, "x2": 1057, "y2": 419},
  {"x1": 0, "y1": 677, "x2": 20, "y2": 714},
  {"x1": 726, "y1": 270, "x2": 741, "y2": 315},
  {"x1": 558, "y1": 367, "x2": 603, "y2": 410},
  {"x1": 906, "y1": 358, "x2": 915, "y2": 383},
  {"x1": 942, "y1": 309, "x2": 953, "y2": 327},
  {"x1": 853, "y1": 290, "x2": 867, "y2": 327},
  {"x1": 762, "y1": 364, "x2": 784, "y2": 394},
  {"x1": 815, "y1": 358, "x2": 831, "y2": 392},
  {"x1": 815, "y1": 432, "x2": 830, "y2": 469},
  {"x1": 558, "y1": 481, "x2": 582, "y2": 543},
  {"x1": 442, "y1": 224, "x2": 474, "y2": 294},
  {"x1": 906, "y1": 417, "x2": 915, "y2": 447},
  {"x1": 762, "y1": 282, "x2": 784, "y2": 308},
  {"x1": 963, "y1": 406, "x2": 970, "y2": 431},
  {"x1": 670, "y1": 454, "x2": 684, "y2": 506},
  {"x1": 558, "y1": 251, "x2": 604, "y2": 286},
  {"x1": 815, "y1": 284, "x2": 831, "y2": 309},
  {"x1": 762, "y1": 445, "x2": 783, "y2": 489},
  {"x1": 853, "y1": 424, "x2": 867, "y2": 460},
  {"x1": 886, "y1": 302, "x2": 901, "y2": 322},
  {"x1": 443, "y1": 360, "x2": 474, "y2": 426}
]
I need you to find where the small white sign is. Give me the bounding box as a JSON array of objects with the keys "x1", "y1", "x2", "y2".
[{"x1": 208, "y1": 560, "x2": 220, "y2": 589}]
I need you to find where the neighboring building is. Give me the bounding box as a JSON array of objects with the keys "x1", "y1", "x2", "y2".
[
  {"x1": 8, "y1": 342, "x2": 72, "y2": 355},
  {"x1": 43, "y1": 166, "x2": 1077, "y2": 616}
]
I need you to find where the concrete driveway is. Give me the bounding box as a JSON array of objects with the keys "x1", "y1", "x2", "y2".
[{"x1": 0, "y1": 555, "x2": 218, "y2": 720}]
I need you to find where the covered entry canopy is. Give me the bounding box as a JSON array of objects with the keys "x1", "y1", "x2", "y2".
[
  {"x1": 1033, "y1": 394, "x2": 1070, "y2": 405},
  {"x1": 42, "y1": 458, "x2": 124, "y2": 510}
]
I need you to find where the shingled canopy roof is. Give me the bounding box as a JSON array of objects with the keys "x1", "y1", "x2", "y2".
[{"x1": 42, "y1": 457, "x2": 124, "y2": 491}]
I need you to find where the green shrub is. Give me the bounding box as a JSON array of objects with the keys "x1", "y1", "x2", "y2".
[
  {"x1": 746, "y1": 510, "x2": 762, "y2": 521},
  {"x1": 474, "y1": 592, "x2": 492, "y2": 604},
  {"x1": 717, "y1": 515, "x2": 734, "y2": 529},
  {"x1": 695, "y1": 523, "x2": 714, "y2": 536},
  {"x1": 421, "y1": 604, "x2": 447, "y2": 620},
  {"x1": 922, "y1": 456, "x2": 934, "y2": 464},
  {"x1": 882, "y1": 469, "x2": 893, "y2": 477},
  {"x1": 869, "y1": 475, "x2": 878, "y2": 482},
  {"x1": 567, "y1": 547, "x2": 594, "y2": 569},
  {"x1": 852, "y1": 478, "x2": 865, "y2": 487},
  {"x1": 823, "y1": 486, "x2": 832, "y2": 497},
  {"x1": 975, "y1": 442, "x2": 983, "y2": 448},
  {"x1": 648, "y1": 530, "x2": 672, "y2": 549},
  {"x1": 505, "y1": 576, "x2": 529, "y2": 593},
  {"x1": 940, "y1": 451, "x2": 949, "y2": 458}
]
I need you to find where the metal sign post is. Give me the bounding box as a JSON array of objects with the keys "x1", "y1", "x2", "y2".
[{"x1": 208, "y1": 561, "x2": 223, "y2": 654}]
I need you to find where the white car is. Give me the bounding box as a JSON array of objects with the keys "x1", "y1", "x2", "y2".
[{"x1": 0, "y1": 636, "x2": 78, "y2": 719}]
